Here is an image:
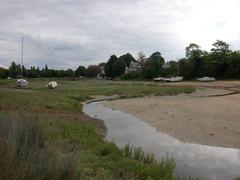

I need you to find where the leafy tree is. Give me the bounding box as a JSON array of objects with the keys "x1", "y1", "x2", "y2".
[
  {"x1": 21, "y1": 65, "x2": 28, "y2": 77},
  {"x1": 211, "y1": 40, "x2": 231, "y2": 58},
  {"x1": 50, "y1": 69, "x2": 58, "y2": 77},
  {"x1": 75, "y1": 66, "x2": 86, "y2": 77},
  {"x1": 149, "y1": 52, "x2": 165, "y2": 63},
  {"x1": 9, "y1": 62, "x2": 21, "y2": 78},
  {"x1": 185, "y1": 43, "x2": 203, "y2": 77},
  {"x1": 8, "y1": 62, "x2": 17, "y2": 78},
  {"x1": 185, "y1": 43, "x2": 202, "y2": 58},
  {"x1": 28, "y1": 66, "x2": 38, "y2": 78},
  {"x1": 0, "y1": 67, "x2": 7, "y2": 79},
  {"x1": 103, "y1": 53, "x2": 136, "y2": 78},
  {"x1": 201, "y1": 54, "x2": 215, "y2": 77},
  {"x1": 143, "y1": 52, "x2": 165, "y2": 79},
  {"x1": 210, "y1": 40, "x2": 232, "y2": 78},
  {"x1": 65, "y1": 69, "x2": 75, "y2": 77},
  {"x1": 86, "y1": 65, "x2": 101, "y2": 77},
  {"x1": 162, "y1": 61, "x2": 178, "y2": 77},
  {"x1": 224, "y1": 51, "x2": 240, "y2": 78},
  {"x1": 35, "y1": 67, "x2": 40, "y2": 77},
  {"x1": 118, "y1": 53, "x2": 136, "y2": 67},
  {"x1": 178, "y1": 58, "x2": 193, "y2": 79},
  {"x1": 104, "y1": 55, "x2": 118, "y2": 78},
  {"x1": 41, "y1": 64, "x2": 50, "y2": 77},
  {"x1": 57, "y1": 70, "x2": 65, "y2": 77}
]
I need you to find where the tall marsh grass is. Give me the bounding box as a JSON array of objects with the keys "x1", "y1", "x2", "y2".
[
  {"x1": 0, "y1": 115, "x2": 196, "y2": 180},
  {"x1": 0, "y1": 115, "x2": 79, "y2": 179}
]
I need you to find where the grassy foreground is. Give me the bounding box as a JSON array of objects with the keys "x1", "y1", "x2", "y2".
[{"x1": 0, "y1": 79, "x2": 195, "y2": 179}]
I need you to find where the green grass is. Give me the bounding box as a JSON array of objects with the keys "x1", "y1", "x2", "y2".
[
  {"x1": 0, "y1": 79, "x2": 194, "y2": 112},
  {"x1": 0, "y1": 78, "x2": 196, "y2": 179}
]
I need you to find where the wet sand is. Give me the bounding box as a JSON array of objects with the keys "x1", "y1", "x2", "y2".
[{"x1": 105, "y1": 85, "x2": 240, "y2": 148}]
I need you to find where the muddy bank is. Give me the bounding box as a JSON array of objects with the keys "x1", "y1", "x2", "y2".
[
  {"x1": 163, "y1": 80, "x2": 240, "y2": 93},
  {"x1": 105, "y1": 88, "x2": 240, "y2": 148},
  {"x1": 54, "y1": 111, "x2": 107, "y2": 137},
  {"x1": 83, "y1": 101, "x2": 240, "y2": 180}
]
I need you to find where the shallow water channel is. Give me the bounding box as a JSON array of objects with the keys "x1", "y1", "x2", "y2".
[{"x1": 83, "y1": 101, "x2": 240, "y2": 180}]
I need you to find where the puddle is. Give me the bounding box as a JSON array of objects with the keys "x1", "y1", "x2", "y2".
[{"x1": 83, "y1": 101, "x2": 240, "y2": 180}]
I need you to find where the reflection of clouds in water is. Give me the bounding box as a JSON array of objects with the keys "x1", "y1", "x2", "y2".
[{"x1": 83, "y1": 102, "x2": 240, "y2": 180}]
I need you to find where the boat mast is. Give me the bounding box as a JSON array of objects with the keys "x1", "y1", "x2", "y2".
[
  {"x1": 21, "y1": 36, "x2": 24, "y2": 78},
  {"x1": 177, "y1": 58, "x2": 180, "y2": 76}
]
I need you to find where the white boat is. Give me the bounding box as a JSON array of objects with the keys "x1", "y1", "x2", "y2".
[
  {"x1": 47, "y1": 81, "x2": 57, "y2": 89},
  {"x1": 164, "y1": 76, "x2": 183, "y2": 82},
  {"x1": 16, "y1": 79, "x2": 28, "y2": 88},
  {"x1": 16, "y1": 36, "x2": 28, "y2": 88},
  {"x1": 197, "y1": 77, "x2": 215, "y2": 82},
  {"x1": 163, "y1": 60, "x2": 183, "y2": 82},
  {"x1": 169, "y1": 76, "x2": 183, "y2": 82},
  {"x1": 153, "y1": 77, "x2": 165, "y2": 81}
]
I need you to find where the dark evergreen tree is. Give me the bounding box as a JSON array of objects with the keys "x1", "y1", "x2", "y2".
[
  {"x1": 113, "y1": 59, "x2": 126, "y2": 76},
  {"x1": 75, "y1": 66, "x2": 86, "y2": 77},
  {"x1": 104, "y1": 55, "x2": 118, "y2": 78},
  {"x1": 118, "y1": 53, "x2": 136, "y2": 67}
]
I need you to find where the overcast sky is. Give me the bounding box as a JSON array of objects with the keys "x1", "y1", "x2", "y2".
[{"x1": 0, "y1": 0, "x2": 240, "y2": 69}]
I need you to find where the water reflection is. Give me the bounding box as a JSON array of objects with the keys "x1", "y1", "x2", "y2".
[{"x1": 83, "y1": 101, "x2": 240, "y2": 180}]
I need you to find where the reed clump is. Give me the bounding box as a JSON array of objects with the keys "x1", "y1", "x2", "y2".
[{"x1": 0, "y1": 115, "x2": 79, "y2": 179}]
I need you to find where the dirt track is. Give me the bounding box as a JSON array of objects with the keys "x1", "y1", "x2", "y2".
[{"x1": 105, "y1": 81, "x2": 240, "y2": 148}]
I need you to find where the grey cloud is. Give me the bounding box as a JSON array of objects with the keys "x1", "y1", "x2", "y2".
[{"x1": 0, "y1": 0, "x2": 239, "y2": 69}]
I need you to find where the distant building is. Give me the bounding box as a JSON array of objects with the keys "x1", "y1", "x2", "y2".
[
  {"x1": 162, "y1": 62, "x2": 170, "y2": 69},
  {"x1": 99, "y1": 65, "x2": 105, "y2": 74},
  {"x1": 125, "y1": 61, "x2": 142, "y2": 73},
  {"x1": 97, "y1": 65, "x2": 106, "y2": 78}
]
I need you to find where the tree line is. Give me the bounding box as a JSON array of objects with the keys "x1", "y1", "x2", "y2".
[
  {"x1": 179, "y1": 40, "x2": 240, "y2": 79},
  {"x1": 0, "y1": 62, "x2": 102, "y2": 79},
  {"x1": 106, "y1": 40, "x2": 240, "y2": 80},
  {"x1": 0, "y1": 40, "x2": 240, "y2": 80}
]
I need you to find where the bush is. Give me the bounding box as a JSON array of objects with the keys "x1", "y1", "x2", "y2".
[{"x1": 121, "y1": 71, "x2": 143, "y2": 80}]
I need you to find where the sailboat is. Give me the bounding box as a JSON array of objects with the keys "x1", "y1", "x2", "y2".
[
  {"x1": 16, "y1": 36, "x2": 28, "y2": 88},
  {"x1": 163, "y1": 60, "x2": 183, "y2": 82}
]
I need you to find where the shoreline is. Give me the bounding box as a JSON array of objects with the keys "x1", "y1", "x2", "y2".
[
  {"x1": 81, "y1": 95, "x2": 120, "y2": 136},
  {"x1": 57, "y1": 112, "x2": 107, "y2": 137},
  {"x1": 104, "y1": 88, "x2": 240, "y2": 148}
]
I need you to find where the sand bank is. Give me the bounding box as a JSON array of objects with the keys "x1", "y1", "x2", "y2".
[{"x1": 105, "y1": 87, "x2": 240, "y2": 148}]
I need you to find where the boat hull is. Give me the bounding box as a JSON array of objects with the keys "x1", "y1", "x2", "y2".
[
  {"x1": 16, "y1": 79, "x2": 28, "y2": 88},
  {"x1": 47, "y1": 81, "x2": 57, "y2": 89}
]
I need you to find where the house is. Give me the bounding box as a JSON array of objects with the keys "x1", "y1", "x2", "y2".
[
  {"x1": 97, "y1": 65, "x2": 106, "y2": 78},
  {"x1": 125, "y1": 61, "x2": 142, "y2": 73},
  {"x1": 162, "y1": 62, "x2": 170, "y2": 69}
]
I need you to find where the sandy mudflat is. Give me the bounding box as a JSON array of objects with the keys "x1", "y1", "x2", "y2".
[{"x1": 105, "y1": 87, "x2": 240, "y2": 148}]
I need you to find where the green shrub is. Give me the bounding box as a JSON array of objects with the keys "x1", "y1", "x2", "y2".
[{"x1": 121, "y1": 71, "x2": 143, "y2": 80}]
